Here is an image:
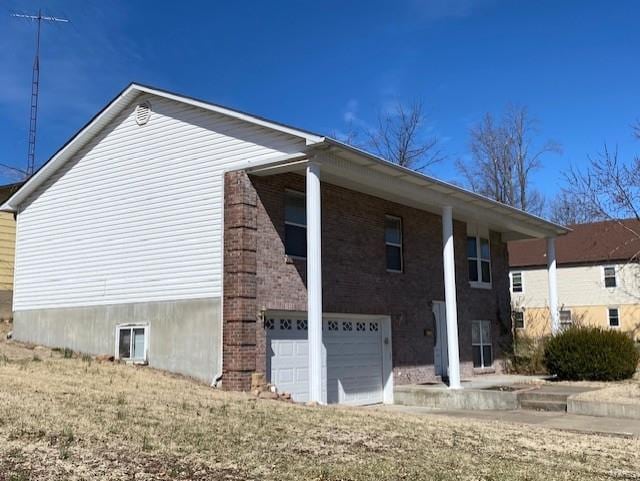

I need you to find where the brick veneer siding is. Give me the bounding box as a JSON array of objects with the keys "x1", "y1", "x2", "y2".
[
  {"x1": 223, "y1": 170, "x2": 512, "y2": 390},
  {"x1": 222, "y1": 171, "x2": 259, "y2": 390}
]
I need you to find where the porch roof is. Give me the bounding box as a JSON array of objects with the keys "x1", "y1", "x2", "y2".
[{"x1": 248, "y1": 138, "x2": 569, "y2": 241}]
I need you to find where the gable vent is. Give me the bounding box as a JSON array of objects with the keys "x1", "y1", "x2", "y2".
[{"x1": 135, "y1": 102, "x2": 151, "y2": 126}]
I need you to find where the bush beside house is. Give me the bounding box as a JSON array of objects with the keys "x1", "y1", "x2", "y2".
[{"x1": 544, "y1": 327, "x2": 640, "y2": 381}]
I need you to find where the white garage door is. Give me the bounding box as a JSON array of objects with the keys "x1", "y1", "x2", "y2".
[{"x1": 266, "y1": 315, "x2": 385, "y2": 405}]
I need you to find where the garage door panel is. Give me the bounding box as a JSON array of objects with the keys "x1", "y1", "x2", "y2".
[{"x1": 268, "y1": 315, "x2": 385, "y2": 405}]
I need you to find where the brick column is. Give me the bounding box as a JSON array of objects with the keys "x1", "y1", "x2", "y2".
[{"x1": 223, "y1": 171, "x2": 258, "y2": 391}]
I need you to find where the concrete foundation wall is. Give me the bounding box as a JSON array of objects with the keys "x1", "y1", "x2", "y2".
[{"x1": 13, "y1": 297, "x2": 221, "y2": 384}]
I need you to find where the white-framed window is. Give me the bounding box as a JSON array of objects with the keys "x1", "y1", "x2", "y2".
[
  {"x1": 472, "y1": 320, "x2": 492, "y2": 368},
  {"x1": 559, "y1": 309, "x2": 572, "y2": 330},
  {"x1": 284, "y1": 190, "x2": 306, "y2": 258},
  {"x1": 467, "y1": 234, "x2": 491, "y2": 287},
  {"x1": 115, "y1": 324, "x2": 149, "y2": 363},
  {"x1": 385, "y1": 215, "x2": 403, "y2": 272},
  {"x1": 511, "y1": 272, "x2": 523, "y2": 293},
  {"x1": 603, "y1": 266, "x2": 617, "y2": 288},
  {"x1": 608, "y1": 307, "x2": 620, "y2": 328},
  {"x1": 513, "y1": 310, "x2": 525, "y2": 330}
]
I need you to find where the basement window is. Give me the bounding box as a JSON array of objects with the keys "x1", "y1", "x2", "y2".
[
  {"x1": 385, "y1": 215, "x2": 403, "y2": 272},
  {"x1": 116, "y1": 324, "x2": 149, "y2": 363},
  {"x1": 472, "y1": 320, "x2": 492, "y2": 368}
]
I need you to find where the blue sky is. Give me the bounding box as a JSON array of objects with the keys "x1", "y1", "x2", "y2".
[{"x1": 1, "y1": 0, "x2": 639, "y2": 209}]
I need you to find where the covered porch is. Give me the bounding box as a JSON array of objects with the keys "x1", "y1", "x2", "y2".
[{"x1": 240, "y1": 140, "x2": 567, "y2": 404}]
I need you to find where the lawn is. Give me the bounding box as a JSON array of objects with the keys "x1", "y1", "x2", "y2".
[{"x1": 0, "y1": 323, "x2": 639, "y2": 481}]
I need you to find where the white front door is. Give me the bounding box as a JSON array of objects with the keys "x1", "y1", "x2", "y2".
[
  {"x1": 266, "y1": 315, "x2": 386, "y2": 405},
  {"x1": 433, "y1": 301, "x2": 449, "y2": 378}
]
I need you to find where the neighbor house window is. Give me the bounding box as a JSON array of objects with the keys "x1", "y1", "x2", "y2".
[
  {"x1": 511, "y1": 272, "x2": 523, "y2": 293},
  {"x1": 116, "y1": 324, "x2": 148, "y2": 362},
  {"x1": 472, "y1": 320, "x2": 492, "y2": 368},
  {"x1": 604, "y1": 266, "x2": 617, "y2": 288},
  {"x1": 558, "y1": 309, "x2": 572, "y2": 331},
  {"x1": 385, "y1": 215, "x2": 403, "y2": 272},
  {"x1": 467, "y1": 235, "x2": 491, "y2": 285},
  {"x1": 608, "y1": 307, "x2": 620, "y2": 327},
  {"x1": 514, "y1": 310, "x2": 525, "y2": 330},
  {"x1": 284, "y1": 190, "x2": 306, "y2": 258}
]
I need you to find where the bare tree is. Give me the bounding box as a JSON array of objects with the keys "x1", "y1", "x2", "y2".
[
  {"x1": 549, "y1": 190, "x2": 603, "y2": 226},
  {"x1": 366, "y1": 100, "x2": 444, "y2": 172},
  {"x1": 457, "y1": 105, "x2": 561, "y2": 215},
  {"x1": 564, "y1": 144, "x2": 640, "y2": 222}
]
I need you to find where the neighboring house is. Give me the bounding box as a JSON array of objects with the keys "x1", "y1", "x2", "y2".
[
  {"x1": 0, "y1": 83, "x2": 567, "y2": 405},
  {"x1": 0, "y1": 182, "x2": 22, "y2": 321},
  {"x1": 509, "y1": 220, "x2": 640, "y2": 339}
]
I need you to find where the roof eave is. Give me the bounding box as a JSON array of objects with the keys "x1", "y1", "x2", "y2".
[
  {"x1": 312, "y1": 138, "x2": 569, "y2": 240},
  {"x1": 1, "y1": 83, "x2": 325, "y2": 213}
]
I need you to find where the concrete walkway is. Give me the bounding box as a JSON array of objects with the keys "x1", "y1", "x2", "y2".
[{"x1": 377, "y1": 405, "x2": 640, "y2": 438}]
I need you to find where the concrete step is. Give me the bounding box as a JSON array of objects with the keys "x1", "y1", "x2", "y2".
[
  {"x1": 518, "y1": 391, "x2": 570, "y2": 402},
  {"x1": 520, "y1": 399, "x2": 567, "y2": 412}
]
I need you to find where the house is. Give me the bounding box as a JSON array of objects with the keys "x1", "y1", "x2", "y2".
[
  {"x1": 0, "y1": 182, "x2": 23, "y2": 321},
  {"x1": 0, "y1": 83, "x2": 568, "y2": 405},
  {"x1": 509, "y1": 220, "x2": 640, "y2": 339}
]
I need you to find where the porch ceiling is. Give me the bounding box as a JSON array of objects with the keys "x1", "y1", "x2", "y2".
[{"x1": 247, "y1": 141, "x2": 569, "y2": 241}]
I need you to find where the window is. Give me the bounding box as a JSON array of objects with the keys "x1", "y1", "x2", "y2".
[
  {"x1": 284, "y1": 190, "x2": 306, "y2": 258},
  {"x1": 608, "y1": 308, "x2": 620, "y2": 327},
  {"x1": 467, "y1": 235, "x2": 491, "y2": 285},
  {"x1": 559, "y1": 310, "x2": 572, "y2": 330},
  {"x1": 514, "y1": 310, "x2": 525, "y2": 329},
  {"x1": 385, "y1": 215, "x2": 403, "y2": 272},
  {"x1": 511, "y1": 272, "x2": 523, "y2": 293},
  {"x1": 116, "y1": 324, "x2": 148, "y2": 362},
  {"x1": 604, "y1": 266, "x2": 617, "y2": 288},
  {"x1": 472, "y1": 320, "x2": 492, "y2": 368}
]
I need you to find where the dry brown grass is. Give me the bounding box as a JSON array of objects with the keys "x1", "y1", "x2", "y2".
[
  {"x1": 574, "y1": 381, "x2": 640, "y2": 404},
  {"x1": 1, "y1": 322, "x2": 639, "y2": 481}
]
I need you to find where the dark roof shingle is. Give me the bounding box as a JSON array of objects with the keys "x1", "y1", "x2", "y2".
[{"x1": 508, "y1": 219, "x2": 640, "y2": 268}]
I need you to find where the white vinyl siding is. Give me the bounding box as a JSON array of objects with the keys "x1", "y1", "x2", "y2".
[{"x1": 13, "y1": 94, "x2": 305, "y2": 310}]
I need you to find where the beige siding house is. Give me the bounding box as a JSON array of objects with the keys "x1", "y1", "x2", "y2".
[
  {"x1": 509, "y1": 220, "x2": 640, "y2": 339},
  {"x1": 0, "y1": 183, "x2": 22, "y2": 320}
]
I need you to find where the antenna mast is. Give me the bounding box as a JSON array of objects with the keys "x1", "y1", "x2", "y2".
[{"x1": 12, "y1": 10, "x2": 68, "y2": 176}]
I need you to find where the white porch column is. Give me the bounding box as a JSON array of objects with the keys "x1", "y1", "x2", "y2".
[
  {"x1": 442, "y1": 206, "x2": 462, "y2": 389},
  {"x1": 306, "y1": 162, "x2": 324, "y2": 403},
  {"x1": 547, "y1": 237, "x2": 559, "y2": 335}
]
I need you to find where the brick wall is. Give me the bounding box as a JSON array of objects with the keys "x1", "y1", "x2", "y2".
[
  {"x1": 222, "y1": 171, "x2": 259, "y2": 390},
  {"x1": 223, "y1": 170, "x2": 512, "y2": 390}
]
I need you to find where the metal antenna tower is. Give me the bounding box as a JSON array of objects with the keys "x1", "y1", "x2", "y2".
[{"x1": 12, "y1": 10, "x2": 69, "y2": 176}]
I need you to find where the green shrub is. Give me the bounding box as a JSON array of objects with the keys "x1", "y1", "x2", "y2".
[{"x1": 544, "y1": 327, "x2": 640, "y2": 381}]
